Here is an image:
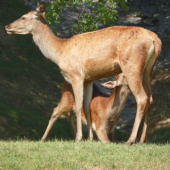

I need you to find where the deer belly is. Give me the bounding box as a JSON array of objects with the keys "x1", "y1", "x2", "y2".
[{"x1": 84, "y1": 59, "x2": 121, "y2": 81}]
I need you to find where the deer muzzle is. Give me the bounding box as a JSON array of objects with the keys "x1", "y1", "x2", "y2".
[{"x1": 5, "y1": 25, "x2": 15, "y2": 34}]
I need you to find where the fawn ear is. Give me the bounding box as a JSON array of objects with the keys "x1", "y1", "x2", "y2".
[
  {"x1": 34, "y1": 2, "x2": 45, "y2": 16},
  {"x1": 101, "y1": 81, "x2": 117, "y2": 89}
]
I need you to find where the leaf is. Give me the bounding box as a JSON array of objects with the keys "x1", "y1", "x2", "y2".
[
  {"x1": 46, "y1": 0, "x2": 128, "y2": 33},
  {"x1": 51, "y1": 3, "x2": 55, "y2": 9}
]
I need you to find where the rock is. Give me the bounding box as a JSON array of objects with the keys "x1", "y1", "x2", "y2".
[
  {"x1": 158, "y1": 5, "x2": 170, "y2": 12},
  {"x1": 143, "y1": 19, "x2": 153, "y2": 25}
]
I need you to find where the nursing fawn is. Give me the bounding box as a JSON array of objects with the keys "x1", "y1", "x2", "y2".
[{"x1": 41, "y1": 73, "x2": 130, "y2": 143}]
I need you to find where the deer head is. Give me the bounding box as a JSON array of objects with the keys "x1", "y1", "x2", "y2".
[
  {"x1": 5, "y1": 2, "x2": 45, "y2": 35},
  {"x1": 101, "y1": 73, "x2": 128, "y2": 89}
]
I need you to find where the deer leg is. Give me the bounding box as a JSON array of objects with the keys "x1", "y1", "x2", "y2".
[
  {"x1": 83, "y1": 81, "x2": 93, "y2": 141},
  {"x1": 71, "y1": 78, "x2": 84, "y2": 142},
  {"x1": 41, "y1": 89, "x2": 74, "y2": 141},
  {"x1": 41, "y1": 107, "x2": 63, "y2": 141},
  {"x1": 139, "y1": 55, "x2": 156, "y2": 143},
  {"x1": 139, "y1": 95, "x2": 153, "y2": 143},
  {"x1": 139, "y1": 77, "x2": 152, "y2": 143},
  {"x1": 68, "y1": 112, "x2": 76, "y2": 139},
  {"x1": 96, "y1": 128, "x2": 111, "y2": 143},
  {"x1": 122, "y1": 71, "x2": 148, "y2": 145},
  {"x1": 127, "y1": 88, "x2": 148, "y2": 145}
]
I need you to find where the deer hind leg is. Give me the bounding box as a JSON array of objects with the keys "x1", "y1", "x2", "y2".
[
  {"x1": 96, "y1": 127, "x2": 111, "y2": 143},
  {"x1": 119, "y1": 42, "x2": 156, "y2": 145},
  {"x1": 139, "y1": 55, "x2": 156, "y2": 143},
  {"x1": 83, "y1": 81, "x2": 93, "y2": 141},
  {"x1": 120, "y1": 64, "x2": 148, "y2": 145},
  {"x1": 126, "y1": 75, "x2": 148, "y2": 145}
]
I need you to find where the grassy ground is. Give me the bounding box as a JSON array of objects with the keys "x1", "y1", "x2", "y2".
[{"x1": 0, "y1": 140, "x2": 170, "y2": 170}]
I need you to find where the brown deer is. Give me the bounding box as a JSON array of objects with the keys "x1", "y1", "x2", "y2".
[
  {"x1": 5, "y1": 2, "x2": 162, "y2": 144},
  {"x1": 41, "y1": 73, "x2": 130, "y2": 143}
]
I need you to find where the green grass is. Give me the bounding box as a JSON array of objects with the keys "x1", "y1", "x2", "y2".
[
  {"x1": 0, "y1": 0, "x2": 170, "y2": 151},
  {"x1": 0, "y1": 141, "x2": 169, "y2": 170}
]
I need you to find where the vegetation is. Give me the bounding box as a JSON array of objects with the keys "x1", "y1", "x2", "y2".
[
  {"x1": 46, "y1": 0, "x2": 128, "y2": 34},
  {"x1": 0, "y1": 140, "x2": 170, "y2": 170}
]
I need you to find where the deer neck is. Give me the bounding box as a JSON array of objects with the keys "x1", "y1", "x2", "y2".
[
  {"x1": 109, "y1": 85, "x2": 130, "y2": 115},
  {"x1": 32, "y1": 18, "x2": 65, "y2": 65}
]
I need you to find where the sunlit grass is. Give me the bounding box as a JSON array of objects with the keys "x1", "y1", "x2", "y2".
[{"x1": 0, "y1": 140, "x2": 170, "y2": 170}]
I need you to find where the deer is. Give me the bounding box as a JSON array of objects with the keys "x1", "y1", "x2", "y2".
[
  {"x1": 5, "y1": 2, "x2": 162, "y2": 145},
  {"x1": 41, "y1": 73, "x2": 130, "y2": 143}
]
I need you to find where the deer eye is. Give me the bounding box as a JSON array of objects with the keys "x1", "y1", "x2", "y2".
[{"x1": 22, "y1": 17, "x2": 25, "y2": 20}]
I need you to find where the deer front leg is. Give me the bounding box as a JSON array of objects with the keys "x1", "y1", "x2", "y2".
[
  {"x1": 71, "y1": 78, "x2": 84, "y2": 142},
  {"x1": 41, "y1": 107, "x2": 60, "y2": 141},
  {"x1": 83, "y1": 81, "x2": 93, "y2": 141},
  {"x1": 41, "y1": 92, "x2": 73, "y2": 141}
]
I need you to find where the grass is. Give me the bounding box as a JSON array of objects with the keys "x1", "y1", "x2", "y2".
[{"x1": 0, "y1": 140, "x2": 170, "y2": 170}]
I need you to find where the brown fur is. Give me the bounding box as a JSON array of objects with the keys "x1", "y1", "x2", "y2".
[
  {"x1": 5, "y1": 3, "x2": 162, "y2": 144},
  {"x1": 41, "y1": 73, "x2": 130, "y2": 143}
]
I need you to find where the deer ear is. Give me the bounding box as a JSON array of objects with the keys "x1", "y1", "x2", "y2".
[
  {"x1": 101, "y1": 81, "x2": 117, "y2": 89},
  {"x1": 36, "y1": 2, "x2": 45, "y2": 12},
  {"x1": 34, "y1": 2, "x2": 45, "y2": 17}
]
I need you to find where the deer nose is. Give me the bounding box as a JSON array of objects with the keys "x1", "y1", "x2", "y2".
[{"x1": 5, "y1": 25, "x2": 9, "y2": 30}]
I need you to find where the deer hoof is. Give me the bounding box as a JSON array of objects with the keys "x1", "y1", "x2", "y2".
[
  {"x1": 75, "y1": 136, "x2": 82, "y2": 142},
  {"x1": 126, "y1": 138, "x2": 136, "y2": 145},
  {"x1": 139, "y1": 140, "x2": 147, "y2": 144},
  {"x1": 41, "y1": 137, "x2": 46, "y2": 142},
  {"x1": 88, "y1": 137, "x2": 93, "y2": 142}
]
